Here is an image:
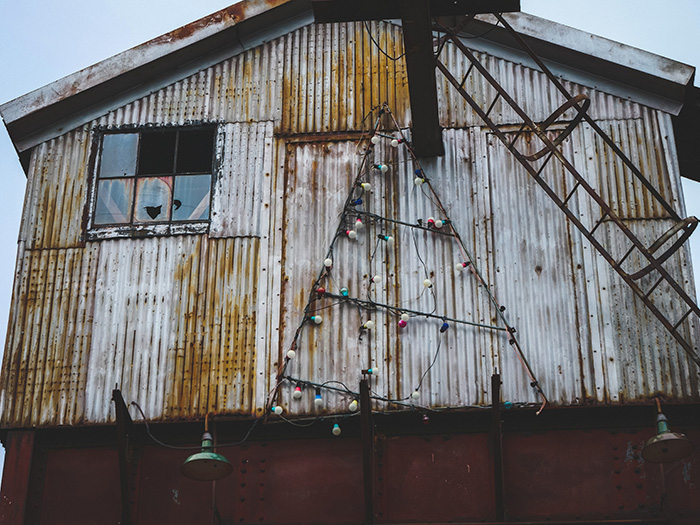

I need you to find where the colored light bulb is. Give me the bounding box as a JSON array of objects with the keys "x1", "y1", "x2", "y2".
[
  {"x1": 440, "y1": 322, "x2": 449, "y2": 333},
  {"x1": 355, "y1": 218, "x2": 364, "y2": 230},
  {"x1": 398, "y1": 319, "x2": 407, "y2": 328},
  {"x1": 363, "y1": 320, "x2": 374, "y2": 330},
  {"x1": 311, "y1": 315, "x2": 323, "y2": 325},
  {"x1": 423, "y1": 414, "x2": 430, "y2": 425},
  {"x1": 386, "y1": 236, "x2": 394, "y2": 245},
  {"x1": 423, "y1": 279, "x2": 432, "y2": 288},
  {"x1": 293, "y1": 386, "x2": 302, "y2": 399},
  {"x1": 324, "y1": 258, "x2": 333, "y2": 268},
  {"x1": 347, "y1": 229, "x2": 357, "y2": 239},
  {"x1": 340, "y1": 287, "x2": 349, "y2": 297},
  {"x1": 287, "y1": 349, "x2": 296, "y2": 359},
  {"x1": 351, "y1": 198, "x2": 363, "y2": 206},
  {"x1": 411, "y1": 390, "x2": 420, "y2": 400},
  {"x1": 367, "y1": 367, "x2": 379, "y2": 375},
  {"x1": 361, "y1": 182, "x2": 371, "y2": 191},
  {"x1": 427, "y1": 217, "x2": 435, "y2": 227},
  {"x1": 349, "y1": 399, "x2": 358, "y2": 412},
  {"x1": 314, "y1": 391, "x2": 323, "y2": 408},
  {"x1": 317, "y1": 287, "x2": 326, "y2": 297},
  {"x1": 332, "y1": 423, "x2": 341, "y2": 436}
]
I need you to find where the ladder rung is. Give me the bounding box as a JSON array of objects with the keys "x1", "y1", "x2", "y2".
[
  {"x1": 589, "y1": 212, "x2": 608, "y2": 236},
  {"x1": 617, "y1": 244, "x2": 637, "y2": 268},
  {"x1": 673, "y1": 308, "x2": 693, "y2": 330},
  {"x1": 459, "y1": 62, "x2": 475, "y2": 90},
  {"x1": 643, "y1": 276, "x2": 665, "y2": 300},
  {"x1": 562, "y1": 182, "x2": 581, "y2": 207},
  {"x1": 485, "y1": 93, "x2": 501, "y2": 119}
]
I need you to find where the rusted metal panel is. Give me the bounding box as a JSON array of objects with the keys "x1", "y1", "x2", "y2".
[
  {"x1": 0, "y1": 431, "x2": 34, "y2": 524},
  {"x1": 20, "y1": 127, "x2": 91, "y2": 250},
  {"x1": 84, "y1": 235, "x2": 261, "y2": 423},
  {"x1": 281, "y1": 21, "x2": 410, "y2": 135},
  {"x1": 0, "y1": 246, "x2": 99, "y2": 428}
]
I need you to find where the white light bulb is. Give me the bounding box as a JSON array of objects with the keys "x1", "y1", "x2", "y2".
[
  {"x1": 380, "y1": 164, "x2": 389, "y2": 173},
  {"x1": 349, "y1": 399, "x2": 359, "y2": 412},
  {"x1": 355, "y1": 218, "x2": 364, "y2": 230},
  {"x1": 370, "y1": 366, "x2": 379, "y2": 375},
  {"x1": 434, "y1": 220, "x2": 443, "y2": 228},
  {"x1": 287, "y1": 349, "x2": 296, "y2": 359},
  {"x1": 274, "y1": 406, "x2": 283, "y2": 415},
  {"x1": 372, "y1": 275, "x2": 381, "y2": 284},
  {"x1": 414, "y1": 177, "x2": 424, "y2": 186},
  {"x1": 411, "y1": 391, "x2": 420, "y2": 400},
  {"x1": 386, "y1": 236, "x2": 394, "y2": 246},
  {"x1": 332, "y1": 423, "x2": 342, "y2": 436},
  {"x1": 401, "y1": 313, "x2": 410, "y2": 322},
  {"x1": 455, "y1": 262, "x2": 464, "y2": 273},
  {"x1": 293, "y1": 387, "x2": 303, "y2": 399},
  {"x1": 423, "y1": 279, "x2": 432, "y2": 288},
  {"x1": 391, "y1": 139, "x2": 399, "y2": 148},
  {"x1": 361, "y1": 182, "x2": 371, "y2": 191},
  {"x1": 324, "y1": 258, "x2": 333, "y2": 268},
  {"x1": 348, "y1": 230, "x2": 357, "y2": 239},
  {"x1": 314, "y1": 395, "x2": 323, "y2": 408},
  {"x1": 371, "y1": 135, "x2": 380, "y2": 144},
  {"x1": 312, "y1": 315, "x2": 323, "y2": 325},
  {"x1": 364, "y1": 320, "x2": 374, "y2": 330}
]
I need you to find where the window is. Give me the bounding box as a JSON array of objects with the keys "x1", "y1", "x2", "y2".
[{"x1": 92, "y1": 127, "x2": 216, "y2": 231}]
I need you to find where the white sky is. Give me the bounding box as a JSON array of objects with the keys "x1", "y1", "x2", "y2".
[{"x1": 0, "y1": 0, "x2": 699, "y2": 476}]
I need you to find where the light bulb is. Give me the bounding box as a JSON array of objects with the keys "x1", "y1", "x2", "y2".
[
  {"x1": 434, "y1": 220, "x2": 443, "y2": 228},
  {"x1": 411, "y1": 391, "x2": 420, "y2": 400},
  {"x1": 423, "y1": 279, "x2": 432, "y2": 288},
  {"x1": 455, "y1": 262, "x2": 466, "y2": 272},
  {"x1": 317, "y1": 287, "x2": 326, "y2": 297},
  {"x1": 311, "y1": 315, "x2": 323, "y2": 325},
  {"x1": 386, "y1": 236, "x2": 394, "y2": 245},
  {"x1": 273, "y1": 406, "x2": 283, "y2": 415},
  {"x1": 414, "y1": 177, "x2": 425, "y2": 186},
  {"x1": 287, "y1": 349, "x2": 296, "y2": 359},
  {"x1": 380, "y1": 164, "x2": 389, "y2": 173},
  {"x1": 324, "y1": 258, "x2": 333, "y2": 268},
  {"x1": 398, "y1": 319, "x2": 407, "y2": 328},
  {"x1": 400, "y1": 313, "x2": 410, "y2": 322},
  {"x1": 361, "y1": 182, "x2": 371, "y2": 191},
  {"x1": 363, "y1": 320, "x2": 374, "y2": 330},
  {"x1": 391, "y1": 139, "x2": 399, "y2": 148},
  {"x1": 332, "y1": 423, "x2": 341, "y2": 436},
  {"x1": 351, "y1": 198, "x2": 363, "y2": 206},
  {"x1": 293, "y1": 386, "x2": 302, "y2": 399},
  {"x1": 355, "y1": 218, "x2": 364, "y2": 230},
  {"x1": 440, "y1": 322, "x2": 449, "y2": 333},
  {"x1": 347, "y1": 230, "x2": 357, "y2": 239},
  {"x1": 372, "y1": 275, "x2": 381, "y2": 284},
  {"x1": 368, "y1": 367, "x2": 379, "y2": 375},
  {"x1": 340, "y1": 287, "x2": 349, "y2": 297},
  {"x1": 314, "y1": 393, "x2": 323, "y2": 408},
  {"x1": 349, "y1": 399, "x2": 358, "y2": 412},
  {"x1": 427, "y1": 217, "x2": 435, "y2": 227},
  {"x1": 371, "y1": 135, "x2": 380, "y2": 144}
]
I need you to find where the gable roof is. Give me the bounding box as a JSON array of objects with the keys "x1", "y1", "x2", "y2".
[{"x1": 1, "y1": 0, "x2": 696, "y2": 171}]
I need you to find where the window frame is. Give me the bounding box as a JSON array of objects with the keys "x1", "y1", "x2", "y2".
[{"x1": 86, "y1": 124, "x2": 220, "y2": 241}]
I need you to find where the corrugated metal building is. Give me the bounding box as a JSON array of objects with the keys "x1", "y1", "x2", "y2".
[{"x1": 1, "y1": 1, "x2": 699, "y2": 523}]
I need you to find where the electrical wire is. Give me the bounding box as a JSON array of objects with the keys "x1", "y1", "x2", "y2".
[{"x1": 363, "y1": 21, "x2": 405, "y2": 62}]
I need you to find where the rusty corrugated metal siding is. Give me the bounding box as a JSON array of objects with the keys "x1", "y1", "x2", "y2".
[{"x1": 1, "y1": 21, "x2": 698, "y2": 428}]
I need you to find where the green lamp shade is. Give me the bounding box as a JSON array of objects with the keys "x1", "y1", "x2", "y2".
[
  {"x1": 181, "y1": 432, "x2": 233, "y2": 481},
  {"x1": 642, "y1": 413, "x2": 694, "y2": 463}
]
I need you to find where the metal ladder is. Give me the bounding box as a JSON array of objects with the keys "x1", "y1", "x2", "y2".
[{"x1": 433, "y1": 14, "x2": 700, "y2": 368}]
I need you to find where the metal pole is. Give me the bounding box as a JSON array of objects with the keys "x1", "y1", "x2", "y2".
[
  {"x1": 491, "y1": 374, "x2": 506, "y2": 521},
  {"x1": 360, "y1": 379, "x2": 375, "y2": 524}
]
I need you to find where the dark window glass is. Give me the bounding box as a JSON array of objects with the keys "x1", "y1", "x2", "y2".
[
  {"x1": 177, "y1": 129, "x2": 215, "y2": 173},
  {"x1": 138, "y1": 131, "x2": 176, "y2": 175}
]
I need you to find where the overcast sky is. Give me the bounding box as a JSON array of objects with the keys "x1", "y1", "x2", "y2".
[{"x1": 0, "y1": 0, "x2": 699, "y2": 474}]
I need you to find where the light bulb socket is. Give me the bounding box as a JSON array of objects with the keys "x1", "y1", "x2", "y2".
[{"x1": 440, "y1": 322, "x2": 449, "y2": 333}]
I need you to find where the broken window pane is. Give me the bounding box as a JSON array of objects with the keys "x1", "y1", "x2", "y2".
[
  {"x1": 138, "y1": 131, "x2": 176, "y2": 175},
  {"x1": 100, "y1": 133, "x2": 138, "y2": 177},
  {"x1": 94, "y1": 179, "x2": 134, "y2": 224},
  {"x1": 177, "y1": 129, "x2": 216, "y2": 173},
  {"x1": 172, "y1": 174, "x2": 211, "y2": 221},
  {"x1": 134, "y1": 177, "x2": 173, "y2": 223}
]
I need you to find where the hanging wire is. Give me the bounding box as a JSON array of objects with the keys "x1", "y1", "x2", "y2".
[{"x1": 363, "y1": 21, "x2": 405, "y2": 61}]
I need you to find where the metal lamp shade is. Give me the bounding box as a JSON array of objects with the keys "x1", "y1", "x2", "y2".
[
  {"x1": 642, "y1": 413, "x2": 694, "y2": 463},
  {"x1": 181, "y1": 431, "x2": 233, "y2": 481}
]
